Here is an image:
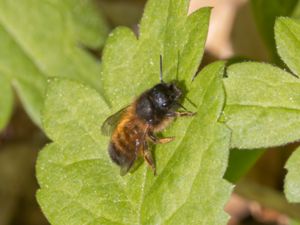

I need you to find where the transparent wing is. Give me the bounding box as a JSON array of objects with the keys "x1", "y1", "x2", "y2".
[
  {"x1": 120, "y1": 162, "x2": 134, "y2": 176},
  {"x1": 120, "y1": 139, "x2": 143, "y2": 176},
  {"x1": 101, "y1": 107, "x2": 128, "y2": 136}
]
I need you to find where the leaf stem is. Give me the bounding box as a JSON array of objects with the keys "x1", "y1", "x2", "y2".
[{"x1": 235, "y1": 179, "x2": 300, "y2": 220}]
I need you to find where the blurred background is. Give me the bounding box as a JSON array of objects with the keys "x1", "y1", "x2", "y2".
[{"x1": 0, "y1": 0, "x2": 300, "y2": 224}]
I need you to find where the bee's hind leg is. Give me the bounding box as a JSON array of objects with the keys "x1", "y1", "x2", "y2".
[
  {"x1": 148, "y1": 131, "x2": 174, "y2": 144},
  {"x1": 142, "y1": 141, "x2": 156, "y2": 175}
]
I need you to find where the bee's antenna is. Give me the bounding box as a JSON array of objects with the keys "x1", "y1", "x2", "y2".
[
  {"x1": 176, "y1": 102, "x2": 189, "y2": 111},
  {"x1": 176, "y1": 51, "x2": 180, "y2": 81},
  {"x1": 160, "y1": 55, "x2": 164, "y2": 83}
]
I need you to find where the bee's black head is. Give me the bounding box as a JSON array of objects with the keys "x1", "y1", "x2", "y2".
[
  {"x1": 135, "y1": 55, "x2": 184, "y2": 124},
  {"x1": 149, "y1": 82, "x2": 182, "y2": 112}
]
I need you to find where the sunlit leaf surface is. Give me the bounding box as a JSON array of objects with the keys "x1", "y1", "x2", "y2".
[{"x1": 223, "y1": 62, "x2": 300, "y2": 149}]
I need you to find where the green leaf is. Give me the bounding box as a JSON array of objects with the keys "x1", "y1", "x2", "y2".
[
  {"x1": 275, "y1": 17, "x2": 300, "y2": 76},
  {"x1": 284, "y1": 146, "x2": 300, "y2": 203},
  {"x1": 292, "y1": 1, "x2": 300, "y2": 18},
  {"x1": 100, "y1": 0, "x2": 210, "y2": 110},
  {"x1": 0, "y1": 75, "x2": 13, "y2": 130},
  {"x1": 251, "y1": 0, "x2": 298, "y2": 62},
  {"x1": 0, "y1": 0, "x2": 108, "y2": 127},
  {"x1": 290, "y1": 219, "x2": 300, "y2": 225},
  {"x1": 37, "y1": 2, "x2": 232, "y2": 223},
  {"x1": 224, "y1": 148, "x2": 265, "y2": 183},
  {"x1": 36, "y1": 60, "x2": 232, "y2": 224},
  {"x1": 222, "y1": 62, "x2": 300, "y2": 149}
]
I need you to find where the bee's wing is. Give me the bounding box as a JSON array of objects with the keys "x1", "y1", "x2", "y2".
[
  {"x1": 120, "y1": 161, "x2": 135, "y2": 176},
  {"x1": 101, "y1": 107, "x2": 128, "y2": 136},
  {"x1": 119, "y1": 139, "x2": 143, "y2": 176},
  {"x1": 120, "y1": 126, "x2": 152, "y2": 176}
]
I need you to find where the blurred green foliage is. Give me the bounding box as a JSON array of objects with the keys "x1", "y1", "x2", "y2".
[
  {"x1": 0, "y1": 0, "x2": 109, "y2": 129},
  {"x1": 224, "y1": 148, "x2": 265, "y2": 183},
  {"x1": 251, "y1": 0, "x2": 299, "y2": 63}
]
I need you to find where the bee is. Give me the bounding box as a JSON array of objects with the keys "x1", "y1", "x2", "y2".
[{"x1": 101, "y1": 56, "x2": 195, "y2": 175}]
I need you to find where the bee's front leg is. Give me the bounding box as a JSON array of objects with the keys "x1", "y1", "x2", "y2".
[
  {"x1": 166, "y1": 111, "x2": 196, "y2": 117},
  {"x1": 147, "y1": 131, "x2": 174, "y2": 144}
]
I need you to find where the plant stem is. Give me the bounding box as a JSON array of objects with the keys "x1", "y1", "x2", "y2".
[{"x1": 235, "y1": 179, "x2": 300, "y2": 220}]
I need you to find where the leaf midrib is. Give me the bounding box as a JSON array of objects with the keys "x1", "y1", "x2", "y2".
[
  {"x1": 163, "y1": 140, "x2": 216, "y2": 224},
  {"x1": 137, "y1": 70, "x2": 217, "y2": 224}
]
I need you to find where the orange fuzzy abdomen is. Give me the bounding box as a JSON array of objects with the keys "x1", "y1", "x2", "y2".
[{"x1": 111, "y1": 110, "x2": 144, "y2": 156}]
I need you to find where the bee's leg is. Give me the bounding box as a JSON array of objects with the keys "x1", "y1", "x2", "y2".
[
  {"x1": 176, "y1": 111, "x2": 196, "y2": 117},
  {"x1": 166, "y1": 111, "x2": 196, "y2": 117},
  {"x1": 148, "y1": 131, "x2": 175, "y2": 144},
  {"x1": 142, "y1": 140, "x2": 156, "y2": 175}
]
